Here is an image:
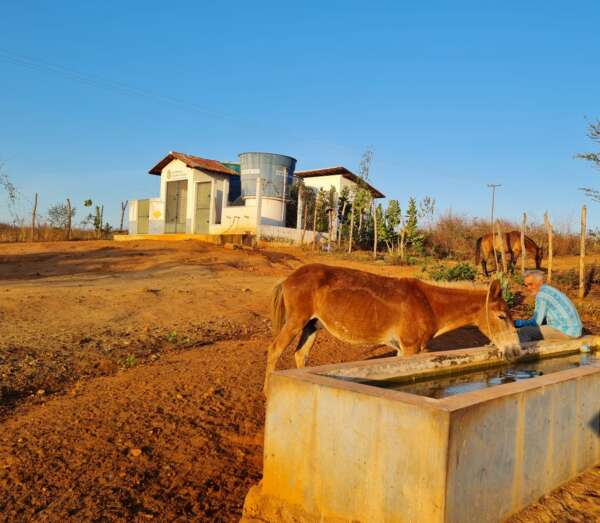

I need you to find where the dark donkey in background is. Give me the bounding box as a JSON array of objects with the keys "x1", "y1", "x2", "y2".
[{"x1": 475, "y1": 231, "x2": 543, "y2": 276}]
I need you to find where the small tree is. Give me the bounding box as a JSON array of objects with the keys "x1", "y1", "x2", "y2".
[
  {"x1": 378, "y1": 200, "x2": 401, "y2": 254},
  {"x1": 577, "y1": 119, "x2": 600, "y2": 202},
  {"x1": 418, "y1": 196, "x2": 436, "y2": 231},
  {"x1": 0, "y1": 164, "x2": 17, "y2": 216},
  {"x1": 31, "y1": 193, "x2": 38, "y2": 241},
  {"x1": 312, "y1": 189, "x2": 326, "y2": 250},
  {"x1": 336, "y1": 187, "x2": 351, "y2": 248},
  {"x1": 82, "y1": 199, "x2": 105, "y2": 239},
  {"x1": 375, "y1": 203, "x2": 386, "y2": 253},
  {"x1": 66, "y1": 198, "x2": 72, "y2": 239},
  {"x1": 348, "y1": 147, "x2": 374, "y2": 253},
  {"x1": 325, "y1": 186, "x2": 336, "y2": 251},
  {"x1": 286, "y1": 179, "x2": 304, "y2": 228},
  {"x1": 48, "y1": 202, "x2": 76, "y2": 229},
  {"x1": 405, "y1": 197, "x2": 419, "y2": 244},
  {"x1": 404, "y1": 197, "x2": 426, "y2": 255}
]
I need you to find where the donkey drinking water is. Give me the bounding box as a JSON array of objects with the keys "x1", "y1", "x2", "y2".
[{"x1": 264, "y1": 263, "x2": 520, "y2": 391}]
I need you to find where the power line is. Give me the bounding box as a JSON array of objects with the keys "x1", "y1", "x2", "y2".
[
  {"x1": 0, "y1": 47, "x2": 252, "y2": 124},
  {"x1": 0, "y1": 47, "x2": 365, "y2": 157},
  {"x1": 0, "y1": 48, "x2": 485, "y2": 201}
]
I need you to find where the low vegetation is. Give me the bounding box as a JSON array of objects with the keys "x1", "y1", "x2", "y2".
[{"x1": 426, "y1": 262, "x2": 477, "y2": 282}]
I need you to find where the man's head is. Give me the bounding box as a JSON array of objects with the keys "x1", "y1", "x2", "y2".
[{"x1": 524, "y1": 270, "x2": 545, "y2": 296}]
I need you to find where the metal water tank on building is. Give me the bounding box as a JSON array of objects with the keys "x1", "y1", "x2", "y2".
[{"x1": 239, "y1": 152, "x2": 297, "y2": 226}]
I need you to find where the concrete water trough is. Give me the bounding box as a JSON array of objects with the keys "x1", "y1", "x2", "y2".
[{"x1": 242, "y1": 335, "x2": 600, "y2": 523}]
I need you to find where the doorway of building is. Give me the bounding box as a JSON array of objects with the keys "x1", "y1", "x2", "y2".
[
  {"x1": 195, "y1": 182, "x2": 211, "y2": 234},
  {"x1": 137, "y1": 199, "x2": 149, "y2": 234},
  {"x1": 165, "y1": 180, "x2": 188, "y2": 233}
]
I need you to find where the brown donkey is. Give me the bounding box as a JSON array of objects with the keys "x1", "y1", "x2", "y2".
[
  {"x1": 475, "y1": 231, "x2": 543, "y2": 276},
  {"x1": 264, "y1": 263, "x2": 520, "y2": 391}
]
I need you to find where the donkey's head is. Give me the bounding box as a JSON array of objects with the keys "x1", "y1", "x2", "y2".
[{"x1": 479, "y1": 279, "x2": 521, "y2": 360}]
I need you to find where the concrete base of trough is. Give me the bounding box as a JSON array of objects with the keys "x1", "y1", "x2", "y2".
[{"x1": 242, "y1": 336, "x2": 600, "y2": 523}]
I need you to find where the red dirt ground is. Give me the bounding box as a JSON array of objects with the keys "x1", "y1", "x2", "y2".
[{"x1": 0, "y1": 240, "x2": 598, "y2": 522}]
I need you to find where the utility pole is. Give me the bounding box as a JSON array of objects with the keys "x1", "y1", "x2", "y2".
[
  {"x1": 487, "y1": 184, "x2": 501, "y2": 228},
  {"x1": 487, "y1": 184, "x2": 501, "y2": 273}
]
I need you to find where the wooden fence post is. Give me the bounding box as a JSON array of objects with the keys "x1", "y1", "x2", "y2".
[
  {"x1": 348, "y1": 198, "x2": 355, "y2": 254},
  {"x1": 66, "y1": 198, "x2": 72, "y2": 240},
  {"x1": 300, "y1": 201, "x2": 308, "y2": 246},
  {"x1": 328, "y1": 208, "x2": 333, "y2": 252},
  {"x1": 544, "y1": 212, "x2": 553, "y2": 283},
  {"x1": 338, "y1": 200, "x2": 347, "y2": 249},
  {"x1": 255, "y1": 178, "x2": 262, "y2": 243},
  {"x1": 312, "y1": 193, "x2": 319, "y2": 251},
  {"x1": 373, "y1": 202, "x2": 378, "y2": 259},
  {"x1": 400, "y1": 227, "x2": 406, "y2": 261},
  {"x1": 496, "y1": 220, "x2": 507, "y2": 273},
  {"x1": 31, "y1": 192, "x2": 38, "y2": 241},
  {"x1": 521, "y1": 212, "x2": 527, "y2": 274},
  {"x1": 296, "y1": 186, "x2": 303, "y2": 245},
  {"x1": 120, "y1": 200, "x2": 128, "y2": 232},
  {"x1": 579, "y1": 205, "x2": 587, "y2": 299}
]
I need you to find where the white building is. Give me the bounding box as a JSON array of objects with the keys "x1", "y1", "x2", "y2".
[
  {"x1": 127, "y1": 153, "x2": 385, "y2": 240},
  {"x1": 129, "y1": 151, "x2": 296, "y2": 236},
  {"x1": 296, "y1": 166, "x2": 385, "y2": 200}
]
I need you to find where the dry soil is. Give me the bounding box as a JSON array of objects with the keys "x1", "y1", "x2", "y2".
[{"x1": 0, "y1": 240, "x2": 598, "y2": 522}]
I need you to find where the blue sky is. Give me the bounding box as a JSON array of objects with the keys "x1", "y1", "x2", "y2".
[{"x1": 1, "y1": 1, "x2": 599, "y2": 229}]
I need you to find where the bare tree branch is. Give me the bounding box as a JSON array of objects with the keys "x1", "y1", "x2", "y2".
[{"x1": 577, "y1": 119, "x2": 600, "y2": 201}]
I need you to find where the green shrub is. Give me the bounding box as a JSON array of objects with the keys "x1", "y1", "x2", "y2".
[
  {"x1": 495, "y1": 273, "x2": 515, "y2": 307},
  {"x1": 428, "y1": 262, "x2": 477, "y2": 282},
  {"x1": 512, "y1": 272, "x2": 524, "y2": 286}
]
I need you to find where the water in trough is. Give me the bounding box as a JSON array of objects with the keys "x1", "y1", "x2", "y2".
[{"x1": 365, "y1": 352, "x2": 598, "y2": 399}]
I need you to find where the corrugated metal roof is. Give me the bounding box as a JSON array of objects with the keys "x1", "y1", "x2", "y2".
[
  {"x1": 296, "y1": 166, "x2": 385, "y2": 198},
  {"x1": 149, "y1": 151, "x2": 240, "y2": 176}
]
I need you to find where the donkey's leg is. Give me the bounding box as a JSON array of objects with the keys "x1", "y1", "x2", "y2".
[
  {"x1": 509, "y1": 252, "x2": 516, "y2": 274},
  {"x1": 482, "y1": 259, "x2": 488, "y2": 277},
  {"x1": 264, "y1": 316, "x2": 305, "y2": 393},
  {"x1": 400, "y1": 344, "x2": 420, "y2": 357},
  {"x1": 294, "y1": 320, "x2": 319, "y2": 368},
  {"x1": 396, "y1": 330, "x2": 430, "y2": 358}
]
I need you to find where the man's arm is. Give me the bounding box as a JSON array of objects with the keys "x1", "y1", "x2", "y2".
[{"x1": 515, "y1": 294, "x2": 547, "y2": 328}]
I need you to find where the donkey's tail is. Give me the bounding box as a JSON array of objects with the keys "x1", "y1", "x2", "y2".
[
  {"x1": 475, "y1": 237, "x2": 482, "y2": 266},
  {"x1": 271, "y1": 280, "x2": 286, "y2": 337}
]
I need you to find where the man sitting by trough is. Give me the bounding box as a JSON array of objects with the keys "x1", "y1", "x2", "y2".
[{"x1": 515, "y1": 270, "x2": 582, "y2": 342}]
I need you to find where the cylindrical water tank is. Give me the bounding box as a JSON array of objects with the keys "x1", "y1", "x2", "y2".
[{"x1": 239, "y1": 152, "x2": 297, "y2": 200}]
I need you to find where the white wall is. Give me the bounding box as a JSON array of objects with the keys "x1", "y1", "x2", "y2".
[
  {"x1": 148, "y1": 198, "x2": 163, "y2": 234},
  {"x1": 211, "y1": 206, "x2": 256, "y2": 234},
  {"x1": 302, "y1": 175, "x2": 342, "y2": 194},
  {"x1": 159, "y1": 158, "x2": 215, "y2": 233},
  {"x1": 261, "y1": 224, "x2": 328, "y2": 245},
  {"x1": 301, "y1": 175, "x2": 343, "y2": 236},
  {"x1": 128, "y1": 200, "x2": 138, "y2": 234}
]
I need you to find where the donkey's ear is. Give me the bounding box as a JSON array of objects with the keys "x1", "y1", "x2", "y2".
[{"x1": 489, "y1": 279, "x2": 502, "y2": 300}]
